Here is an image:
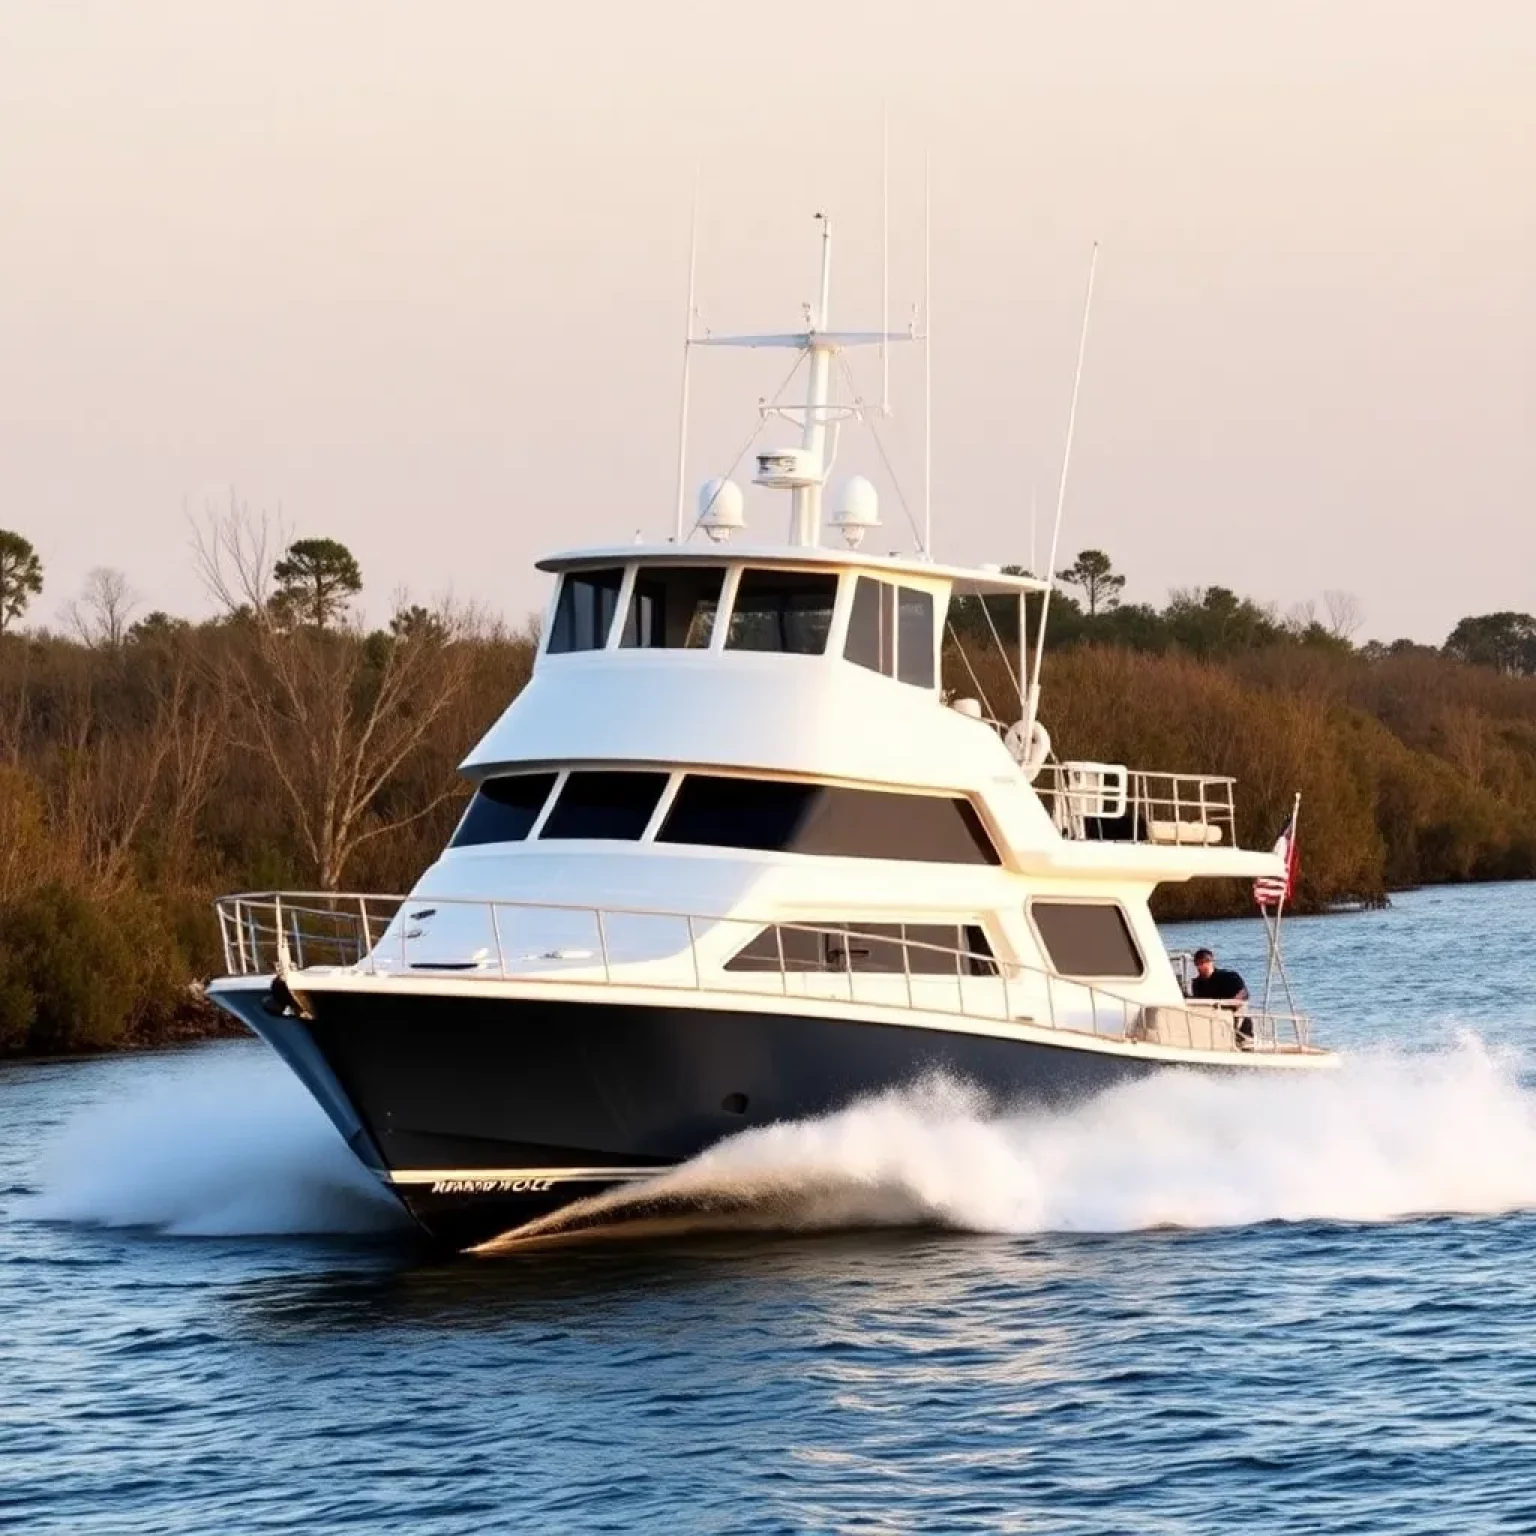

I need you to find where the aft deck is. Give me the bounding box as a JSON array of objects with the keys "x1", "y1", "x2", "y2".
[{"x1": 215, "y1": 892, "x2": 1317, "y2": 1058}]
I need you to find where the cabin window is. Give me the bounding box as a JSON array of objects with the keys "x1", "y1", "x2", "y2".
[
  {"x1": 659, "y1": 775, "x2": 1000, "y2": 864},
  {"x1": 844, "y1": 576, "x2": 936, "y2": 688},
  {"x1": 726, "y1": 922, "x2": 996, "y2": 974},
  {"x1": 547, "y1": 568, "x2": 625, "y2": 653},
  {"x1": 1029, "y1": 901, "x2": 1144, "y2": 979},
  {"x1": 724, "y1": 570, "x2": 838, "y2": 654},
  {"x1": 620, "y1": 566, "x2": 725, "y2": 649},
  {"x1": 450, "y1": 772, "x2": 559, "y2": 847},
  {"x1": 844, "y1": 576, "x2": 893, "y2": 674},
  {"x1": 897, "y1": 588, "x2": 936, "y2": 687},
  {"x1": 539, "y1": 770, "x2": 670, "y2": 841}
]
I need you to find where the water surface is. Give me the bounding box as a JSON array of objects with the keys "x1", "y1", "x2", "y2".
[{"x1": 4, "y1": 884, "x2": 1536, "y2": 1532}]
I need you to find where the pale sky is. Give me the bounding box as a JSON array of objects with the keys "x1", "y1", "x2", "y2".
[{"x1": 3, "y1": 0, "x2": 1532, "y2": 642}]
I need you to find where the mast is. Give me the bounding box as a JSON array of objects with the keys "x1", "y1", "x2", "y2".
[{"x1": 794, "y1": 214, "x2": 835, "y2": 547}]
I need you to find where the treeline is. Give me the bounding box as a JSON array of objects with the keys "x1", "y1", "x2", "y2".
[
  {"x1": 950, "y1": 551, "x2": 1536, "y2": 918},
  {"x1": 0, "y1": 515, "x2": 536, "y2": 1056},
  {"x1": 2, "y1": 525, "x2": 1535, "y2": 1055}
]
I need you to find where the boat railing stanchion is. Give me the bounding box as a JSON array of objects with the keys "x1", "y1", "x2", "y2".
[
  {"x1": 686, "y1": 914, "x2": 701, "y2": 991},
  {"x1": 1089, "y1": 983, "x2": 1098, "y2": 1036},
  {"x1": 358, "y1": 896, "x2": 373, "y2": 973},
  {"x1": 289, "y1": 904, "x2": 305, "y2": 972},
  {"x1": 775, "y1": 924, "x2": 788, "y2": 997},
  {"x1": 491, "y1": 901, "x2": 508, "y2": 979},
  {"x1": 399, "y1": 903, "x2": 408, "y2": 973},
  {"x1": 903, "y1": 936, "x2": 915, "y2": 1010},
  {"x1": 230, "y1": 901, "x2": 246, "y2": 975}
]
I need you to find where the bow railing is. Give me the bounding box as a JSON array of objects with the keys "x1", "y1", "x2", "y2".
[{"x1": 214, "y1": 891, "x2": 1313, "y2": 1055}]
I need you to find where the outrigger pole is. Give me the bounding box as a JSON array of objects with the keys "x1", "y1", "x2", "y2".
[
  {"x1": 1260, "y1": 790, "x2": 1303, "y2": 1016},
  {"x1": 1024, "y1": 242, "x2": 1099, "y2": 741}
]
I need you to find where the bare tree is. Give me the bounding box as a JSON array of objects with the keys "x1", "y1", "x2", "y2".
[
  {"x1": 66, "y1": 567, "x2": 141, "y2": 649},
  {"x1": 192, "y1": 504, "x2": 479, "y2": 889},
  {"x1": 1323, "y1": 590, "x2": 1363, "y2": 642}
]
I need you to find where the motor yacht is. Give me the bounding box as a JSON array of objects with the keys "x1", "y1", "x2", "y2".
[{"x1": 208, "y1": 217, "x2": 1333, "y2": 1249}]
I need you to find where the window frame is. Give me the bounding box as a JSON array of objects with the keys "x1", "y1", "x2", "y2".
[
  {"x1": 1024, "y1": 898, "x2": 1146, "y2": 981},
  {"x1": 544, "y1": 566, "x2": 629, "y2": 655}
]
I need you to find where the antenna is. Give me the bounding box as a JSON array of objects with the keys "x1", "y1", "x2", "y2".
[
  {"x1": 1024, "y1": 241, "x2": 1100, "y2": 733},
  {"x1": 881, "y1": 102, "x2": 891, "y2": 417},
  {"x1": 922, "y1": 146, "x2": 932, "y2": 558},
  {"x1": 672, "y1": 166, "x2": 700, "y2": 541}
]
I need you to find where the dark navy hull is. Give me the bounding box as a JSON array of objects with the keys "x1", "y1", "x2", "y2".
[{"x1": 212, "y1": 982, "x2": 1184, "y2": 1250}]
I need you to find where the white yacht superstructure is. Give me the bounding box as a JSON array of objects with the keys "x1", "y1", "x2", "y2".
[{"x1": 208, "y1": 217, "x2": 1331, "y2": 1249}]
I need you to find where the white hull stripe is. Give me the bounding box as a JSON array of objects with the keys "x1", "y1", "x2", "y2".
[{"x1": 388, "y1": 1166, "x2": 667, "y2": 1187}]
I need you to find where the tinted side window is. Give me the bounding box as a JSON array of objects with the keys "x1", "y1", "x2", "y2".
[
  {"x1": 659, "y1": 776, "x2": 1000, "y2": 865},
  {"x1": 1030, "y1": 902, "x2": 1144, "y2": 978},
  {"x1": 897, "y1": 587, "x2": 936, "y2": 687},
  {"x1": 726, "y1": 922, "x2": 996, "y2": 974},
  {"x1": 540, "y1": 771, "x2": 669, "y2": 840},
  {"x1": 658, "y1": 775, "x2": 820, "y2": 851},
  {"x1": 451, "y1": 772, "x2": 558, "y2": 847},
  {"x1": 547, "y1": 569, "x2": 625, "y2": 653},
  {"x1": 725, "y1": 570, "x2": 838, "y2": 654},
  {"x1": 844, "y1": 576, "x2": 893, "y2": 675},
  {"x1": 724, "y1": 925, "x2": 824, "y2": 972},
  {"x1": 620, "y1": 567, "x2": 725, "y2": 649},
  {"x1": 793, "y1": 787, "x2": 998, "y2": 864}
]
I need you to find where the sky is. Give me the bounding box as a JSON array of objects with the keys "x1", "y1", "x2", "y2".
[{"x1": 2, "y1": 0, "x2": 1532, "y2": 642}]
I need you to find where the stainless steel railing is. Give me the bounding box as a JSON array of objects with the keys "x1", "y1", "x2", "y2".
[
  {"x1": 214, "y1": 892, "x2": 1313, "y2": 1056},
  {"x1": 1034, "y1": 764, "x2": 1238, "y2": 848}
]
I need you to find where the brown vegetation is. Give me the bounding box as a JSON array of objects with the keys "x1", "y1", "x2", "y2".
[{"x1": 3, "y1": 526, "x2": 1535, "y2": 1056}]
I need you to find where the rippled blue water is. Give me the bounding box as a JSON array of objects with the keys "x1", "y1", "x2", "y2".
[{"x1": 5, "y1": 884, "x2": 1536, "y2": 1533}]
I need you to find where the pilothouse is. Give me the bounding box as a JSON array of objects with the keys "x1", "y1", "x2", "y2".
[{"x1": 209, "y1": 214, "x2": 1334, "y2": 1250}]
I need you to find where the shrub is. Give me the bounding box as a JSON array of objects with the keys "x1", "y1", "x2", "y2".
[{"x1": 0, "y1": 884, "x2": 186, "y2": 1056}]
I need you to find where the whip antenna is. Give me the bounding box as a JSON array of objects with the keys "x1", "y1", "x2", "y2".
[
  {"x1": 1024, "y1": 241, "x2": 1099, "y2": 734},
  {"x1": 672, "y1": 166, "x2": 701, "y2": 541}
]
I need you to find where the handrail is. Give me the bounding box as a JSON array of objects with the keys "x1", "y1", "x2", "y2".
[
  {"x1": 212, "y1": 890, "x2": 1314, "y2": 1057},
  {"x1": 1034, "y1": 763, "x2": 1238, "y2": 847}
]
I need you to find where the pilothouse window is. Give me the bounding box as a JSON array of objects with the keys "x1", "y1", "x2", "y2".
[
  {"x1": 725, "y1": 570, "x2": 838, "y2": 654},
  {"x1": 844, "y1": 576, "x2": 937, "y2": 688},
  {"x1": 620, "y1": 567, "x2": 725, "y2": 649},
  {"x1": 659, "y1": 775, "x2": 1000, "y2": 864},
  {"x1": 540, "y1": 771, "x2": 669, "y2": 840},
  {"x1": 548, "y1": 568, "x2": 625, "y2": 653},
  {"x1": 450, "y1": 772, "x2": 558, "y2": 847}
]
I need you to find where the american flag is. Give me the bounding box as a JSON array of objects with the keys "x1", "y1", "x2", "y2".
[{"x1": 1253, "y1": 809, "x2": 1298, "y2": 908}]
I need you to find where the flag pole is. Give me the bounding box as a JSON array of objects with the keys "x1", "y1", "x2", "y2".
[{"x1": 1261, "y1": 791, "x2": 1302, "y2": 1015}]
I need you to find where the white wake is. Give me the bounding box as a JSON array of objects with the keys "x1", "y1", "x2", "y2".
[
  {"x1": 28, "y1": 1053, "x2": 410, "y2": 1237},
  {"x1": 505, "y1": 1035, "x2": 1536, "y2": 1243},
  {"x1": 28, "y1": 1037, "x2": 1536, "y2": 1246}
]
